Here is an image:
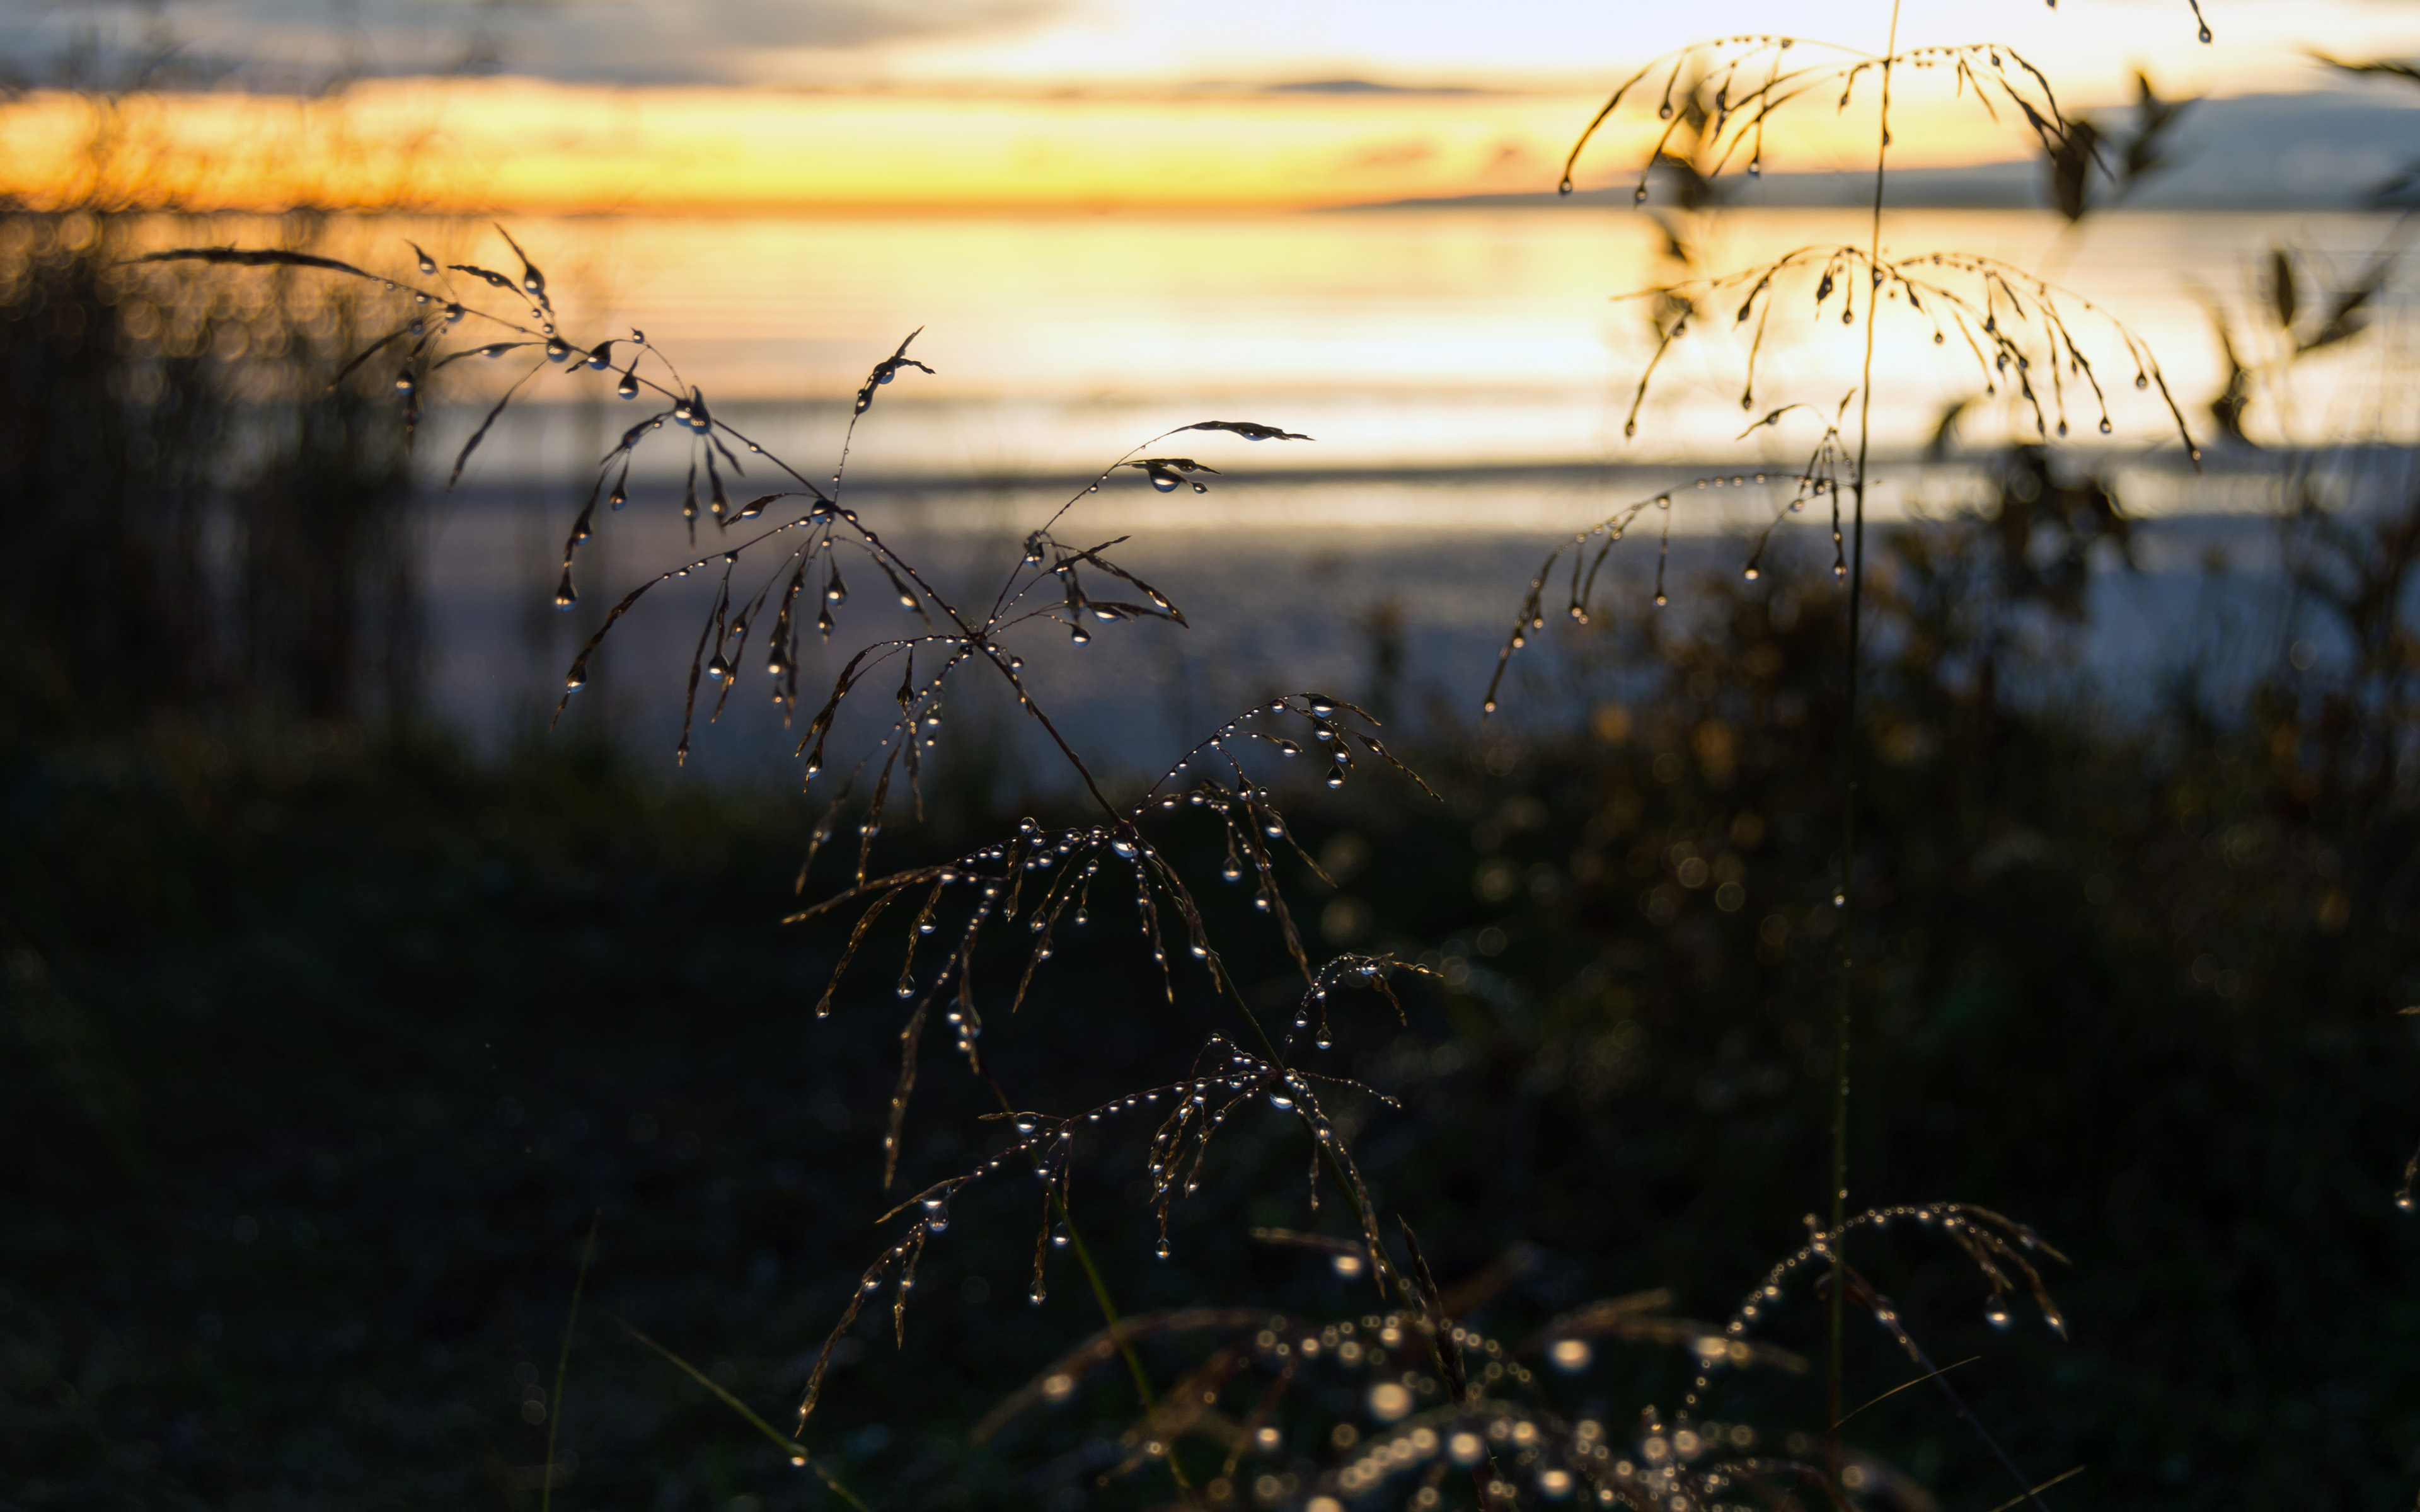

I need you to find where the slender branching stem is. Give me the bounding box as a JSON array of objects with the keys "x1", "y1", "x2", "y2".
[{"x1": 1831, "y1": 0, "x2": 1902, "y2": 1490}]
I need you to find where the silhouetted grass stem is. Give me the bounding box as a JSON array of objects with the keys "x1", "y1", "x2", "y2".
[
  {"x1": 624, "y1": 1327, "x2": 872, "y2": 1511},
  {"x1": 541, "y1": 1215, "x2": 597, "y2": 1512},
  {"x1": 1831, "y1": 0, "x2": 1902, "y2": 1493}
]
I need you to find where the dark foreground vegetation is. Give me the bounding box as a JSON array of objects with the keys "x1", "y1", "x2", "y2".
[{"x1": 4, "y1": 208, "x2": 2420, "y2": 1512}]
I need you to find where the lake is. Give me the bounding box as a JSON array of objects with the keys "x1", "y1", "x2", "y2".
[{"x1": 366, "y1": 206, "x2": 2414, "y2": 784}]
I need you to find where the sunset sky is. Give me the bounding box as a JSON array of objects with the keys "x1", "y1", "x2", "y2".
[{"x1": 4, "y1": 0, "x2": 2419, "y2": 210}]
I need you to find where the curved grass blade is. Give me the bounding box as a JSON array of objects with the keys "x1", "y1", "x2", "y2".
[
  {"x1": 623, "y1": 1326, "x2": 872, "y2": 1512},
  {"x1": 130, "y1": 247, "x2": 374, "y2": 278},
  {"x1": 449, "y1": 361, "x2": 544, "y2": 490}
]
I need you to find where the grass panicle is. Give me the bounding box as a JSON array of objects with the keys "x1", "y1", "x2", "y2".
[{"x1": 157, "y1": 203, "x2": 2101, "y2": 1507}]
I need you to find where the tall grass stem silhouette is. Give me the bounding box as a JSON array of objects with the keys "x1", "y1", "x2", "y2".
[{"x1": 1829, "y1": 0, "x2": 1903, "y2": 1475}]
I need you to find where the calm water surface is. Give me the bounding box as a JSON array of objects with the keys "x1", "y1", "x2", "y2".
[{"x1": 377, "y1": 207, "x2": 2412, "y2": 781}]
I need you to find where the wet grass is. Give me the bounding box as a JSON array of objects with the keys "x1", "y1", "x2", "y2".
[{"x1": 4, "y1": 520, "x2": 2417, "y2": 1509}]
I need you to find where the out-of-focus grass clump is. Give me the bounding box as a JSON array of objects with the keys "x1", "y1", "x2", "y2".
[{"x1": 0, "y1": 207, "x2": 417, "y2": 740}]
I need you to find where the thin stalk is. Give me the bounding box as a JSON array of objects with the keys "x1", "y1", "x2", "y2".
[
  {"x1": 970, "y1": 1080, "x2": 1185, "y2": 1494},
  {"x1": 626, "y1": 1326, "x2": 873, "y2": 1512},
  {"x1": 1831, "y1": 0, "x2": 1901, "y2": 1489},
  {"x1": 540, "y1": 1213, "x2": 598, "y2": 1512},
  {"x1": 1050, "y1": 1201, "x2": 1158, "y2": 1408}
]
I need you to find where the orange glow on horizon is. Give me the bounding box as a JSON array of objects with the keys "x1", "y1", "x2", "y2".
[{"x1": 0, "y1": 77, "x2": 2048, "y2": 215}]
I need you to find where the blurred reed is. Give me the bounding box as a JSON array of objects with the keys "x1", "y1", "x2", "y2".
[{"x1": 0, "y1": 205, "x2": 427, "y2": 735}]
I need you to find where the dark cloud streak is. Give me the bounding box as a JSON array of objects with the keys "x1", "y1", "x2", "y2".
[{"x1": 0, "y1": 0, "x2": 1066, "y2": 87}]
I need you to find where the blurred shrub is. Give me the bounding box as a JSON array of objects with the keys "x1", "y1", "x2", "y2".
[{"x1": 0, "y1": 207, "x2": 420, "y2": 738}]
